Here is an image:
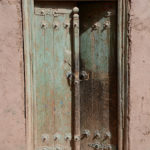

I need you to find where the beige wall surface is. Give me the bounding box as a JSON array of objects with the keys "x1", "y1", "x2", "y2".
[
  {"x1": 0, "y1": 0, "x2": 150, "y2": 150},
  {"x1": 129, "y1": 0, "x2": 150, "y2": 150},
  {"x1": 0, "y1": 0, "x2": 25, "y2": 150}
]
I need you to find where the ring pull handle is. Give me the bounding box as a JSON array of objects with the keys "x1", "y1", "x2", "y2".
[{"x1": 80, "y1": 71, "x2": 89, "y2": 81}]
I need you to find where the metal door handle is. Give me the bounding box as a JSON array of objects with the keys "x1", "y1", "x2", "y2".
[{"x1": 80, "y1": 71, "x2": 89, "y2": 80}]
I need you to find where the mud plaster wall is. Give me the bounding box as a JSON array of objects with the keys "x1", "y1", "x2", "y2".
[
  {"x1": 0, "y1": 0, "x2": 25, "y2": 150},
  {"x1": 129, "y1": 0, "x2": 150, "y2": 150},
  {"x1": 0, "y1": 0, "x2": 150, "y2": 150}
]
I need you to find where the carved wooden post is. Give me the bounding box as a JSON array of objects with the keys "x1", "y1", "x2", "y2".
[{"x1": 73, "y1": 7, "x2": 80, "y2": 150}]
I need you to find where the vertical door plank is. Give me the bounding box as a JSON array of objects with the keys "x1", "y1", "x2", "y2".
[
  {"x1": 34, "y1": 14, "x2": 46, "y2": 147},
  {"x1": 53, "y1": 9, "x2": 72, "y2": 149},
  {"x1": 34, "y1": 8, "x2": 55, "y2": 148},
  {"x1": 34, "y1": 2, "x2": 55, "y2": 149},
  {"x1": 34, "y1": 3, "x2": 74, "y2": 149},
  {"x1": 45, "y1": 13, "x2": 55, "y2": 148}
]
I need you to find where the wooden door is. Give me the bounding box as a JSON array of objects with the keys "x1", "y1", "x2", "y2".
[
  {"x1": 34, "y1": 2, "x2": 75, "y2": 150},
  {"x1": 33, "y1": 1, "x2": 117, "y2": 150},
  {"x1": 79, "y1": 2, "x2": 117, "y2": 150}
]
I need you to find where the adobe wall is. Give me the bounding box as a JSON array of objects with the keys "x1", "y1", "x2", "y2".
[
  {"x1": 0, "y1": 0, "x2": 25, "y2": 150},
  {"x1": 129, "y1": 0, "x2": 150, "y2": 150}
]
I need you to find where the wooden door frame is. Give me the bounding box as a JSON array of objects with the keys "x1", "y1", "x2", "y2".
[{"x1": 22, "y1": 0, "x2": 129, "y2": 150}]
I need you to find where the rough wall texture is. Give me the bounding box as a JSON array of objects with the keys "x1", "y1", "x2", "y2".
[
  {"x1": 0, "y1": 0, "x2": 150, "y2": 150},
  {"x1": 129, "y1": 0, "x2": 150, "y2": 150},
  {"x1": 0, "y1": 0, "x2": 25, "y2": 150}
]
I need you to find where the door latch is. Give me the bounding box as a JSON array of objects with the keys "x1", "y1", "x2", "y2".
[{"x1": 80, "y1": 71, "x2": 89, "y2": 81}]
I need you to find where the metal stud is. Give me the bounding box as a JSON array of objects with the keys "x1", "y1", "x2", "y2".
[
  {"x1": 54, "y1": 133, "x2": 61, "y2": 141},
  {"x1": 74, "y1": 135, "x2": 80, "y2": 141},
  {"x1": 94, "y1": 130, "x2": 101, "y2": 139},
  {"x1": 92, "y1": 23, "x2": 99, "y2": 30},
  {"x1": 64, "y1": 23, "x2": 70, "y2": 29},
  {"x1": 41, "y1": 134, "x2": 49, "y2": 142},
  {"x1": 74, "y1": 80, "x2": 79, "y2": 85},
  {"x1": 41, "y1": 10, "x2": 45, "y2": 15},
  {"x1": 64, "y1": 133, "x2": 72, "y2": 141},
  {"x1": 55, "y1": 147, "x2": 61, "y2": 150},
  {"x1": 39, "y1": 147, "x2": 49, "y2": 150},
  {"x1": 106, "y1": 11, "x2": 112, "y2": 17},
  {"x1": 41, "y1": 22, "x2": 47, "y2": 29},
  {"x1": 88, "y1": 143, "x2": 101, "y2": 150},
  {"x1": 107, "y1": 144, "x2": 112, "y2": 150},
  {"x1": 53, "y1": 11, "x2": 58, "y2": 17},
  {"x1": 66, "y1": 71, "x2": 73, "y2": 80},
  {"x1": 82, "y1": 129, "x2": 90, "y2": 137},
  {"x1": 105, "y1": 131, "x2": 111, "y2": 139},
  {"x1": 74, "y1": 23, "x2": 79, "y2": 28},
  {"x1": 42, "y1": 148, "x2": 48, "y2": 150},
  {"x1": 103, "y1": 21, "x2": 111, "y2": 29},
  {"x1": 53, "y1": 23, "x2": 59, "y2": 29}
]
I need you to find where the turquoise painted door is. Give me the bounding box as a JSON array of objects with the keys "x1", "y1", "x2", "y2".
[
  {"x1": 34, "y1": 2, "x2": 75, "y2": 150},
  {"x1": 33, "y1": 2, "x2": 117, "y2": 150}
]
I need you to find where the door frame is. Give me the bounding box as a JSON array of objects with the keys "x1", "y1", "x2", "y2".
[{"x1": 22, "y1": 0, "x2": 129, "y2": 150}]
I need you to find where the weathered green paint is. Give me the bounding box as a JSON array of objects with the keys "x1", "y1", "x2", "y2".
[
  {"x1": 79, "y1": 2, "x2": 117, "y2": 150},
  {"x1": 33, "y1": 2, "x2": 74, "y2": 149}
]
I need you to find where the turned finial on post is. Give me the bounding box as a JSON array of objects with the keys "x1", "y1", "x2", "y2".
[
  {"x1": 73, "y1": 7, "x2": 79, "y2": 27},
  {"x1": 73, "y1": 7, "x2": 79, "y2": 14}
]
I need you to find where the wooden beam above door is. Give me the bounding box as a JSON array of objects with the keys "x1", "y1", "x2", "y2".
[{"x1": 35, "y1": 0, "x2": 117, "y2": 2}]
